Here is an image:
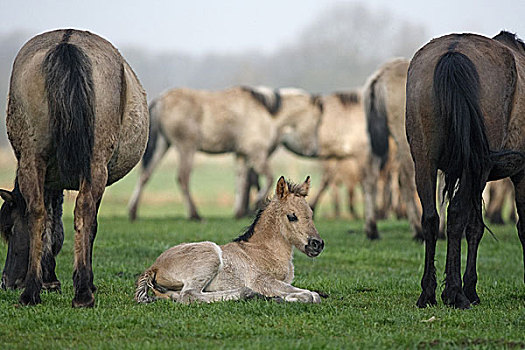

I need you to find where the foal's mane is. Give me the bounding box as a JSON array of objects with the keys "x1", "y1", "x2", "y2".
[
  {"x1": 242, "y1": 86, "x2": 282, "y2": 116},
  {"x1": 493, "y1": 31, "x2": 525, "y2": 55},
  {"x1": 233, "y1": 179, "x2": 305, "y2": 242}
]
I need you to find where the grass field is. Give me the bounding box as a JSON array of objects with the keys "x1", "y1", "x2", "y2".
[{"x1": 1, "y1": 150, "x2": 525, "y2": 349}]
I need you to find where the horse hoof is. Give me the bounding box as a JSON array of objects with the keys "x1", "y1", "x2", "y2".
[
  {"x1": 189, "y1": 214, "x2": 202, "y2": 221},
  {"x1": 19, "y1": 291, "x2": 41, "y2": 306},
  {"x1": 442, "y1": 289, "x2": 471, "y2": 309},
  {"x1": 72, "y1": 293, "x2": 95, "y2": 308},
  {"x1": 43, "y1": 281, "x2": 62, "y2": 293},
  {"x1": 416, "y1": 292, "x2": 437, "y2": 308}
]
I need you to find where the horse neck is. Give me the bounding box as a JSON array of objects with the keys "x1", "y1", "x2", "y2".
[{"x1": 248, "y1": 201, "x2": 293, "y2": 260}]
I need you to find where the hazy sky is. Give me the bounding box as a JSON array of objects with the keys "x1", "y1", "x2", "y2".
[{"x1": 1, "y1": 0, "x2": 524, "y2": 55}]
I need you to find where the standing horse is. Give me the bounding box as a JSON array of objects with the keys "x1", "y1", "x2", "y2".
[
  {"x1": 128, "y1": 86, "x2": 322, "y2": 221},
  {"x1": 406, "y1": 31, "x2": 525, "y2": 309},
  {"x1": 362, "y1": 58, "x2": 424, "y2": 240},
  {"x1": 135, "y1": 176, "x2": 324, "y2": 304},
  {"x1": 0, "y1": 29, "x2": 148, "y2": 307}
]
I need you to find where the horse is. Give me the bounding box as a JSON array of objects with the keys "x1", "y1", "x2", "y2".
[
  {"x1": 134, "y1": 176, "x2": 324, "y2": 304},
  {"x1": 308, "y1": 91, "x2": 404, "y2": 220},
  {"x1": 127, "y1": 86, "x2": 323, "y2": 221},
  {"x1": 406, "y1": 31, "x2": 525, "y2": 309},
  {"x1": 0, "y1": 29, "x2": 149, "y2": 307},
  {"x1": 361, "y1": 58, "x2": 424, "y2": 240}
]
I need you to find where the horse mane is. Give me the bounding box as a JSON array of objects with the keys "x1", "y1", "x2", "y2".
[
  {"x1": 335, "y1": 91, "x2": 360, "y2": 106},
  {"x1": 233, "y1": 179, "x2": 306, "y2": 242},
  {"x1": 242, "y1": 86, "x2": 282, "y2": 116},
  {"x1": 493, "y1": 31, "x2": 525, "y2": 55}
]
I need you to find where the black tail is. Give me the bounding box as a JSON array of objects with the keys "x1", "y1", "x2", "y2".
[
  {"x1": 365, "y1": 77, "x2": 389, "y2": 169},
  {"x1": 433, "y1": 51, "x2": 490, "y2": 204},
  {"x1": 43, "y1": 34, "x2": 95, "y2": 186},
  {"x1": 142, "y1": 99, "x2": 168, "y2": 170}
]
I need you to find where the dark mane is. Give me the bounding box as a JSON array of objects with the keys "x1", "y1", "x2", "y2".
[
  {"x1": 233, "y1": 202, "x2": 268, "y2": 242},
  {"x1": 493, "y1": 31, "x2": 525, "y2": 55},
  {"x1": 335, "y1": 91, "x2": 360, "y2": 106},
  {"x1": 242, "y1": 86, "x2": 282, "y2": 116}
]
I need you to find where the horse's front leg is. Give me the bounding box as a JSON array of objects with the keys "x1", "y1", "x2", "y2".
[
  {"x1": 72, "y1": 165, "x2": 107, "y2": 308},
  {"x1": 233, "y1": 155, "x2": 249, "y2": 218},
  {"x1": 251, "y1": 156, "x2": 273, "y2": 210},
  {"x1": 251, "y1": 277, "x2": 321, "y2": 303}
]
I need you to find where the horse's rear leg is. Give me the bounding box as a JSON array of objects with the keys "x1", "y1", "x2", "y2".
[
  {"x1": 18, "y1": 160, "x2": 47, "y2": 305},
  {"x1": 233, "y1": 156, "x2": 249, "y2": 218},
  {"x1": 309, "y1": 164, "x2": 333, "y2": 214},
  {"x1": 414, "y1": 160, "x2": 439, "y2": 308},
  {"x1": 177, "y1": 147, "x2": 201, "y2": 221},
  {"x1": 42, "y1": 189, "x2": 64, "y2": 292},
  {"x1": 511, "y1": 173, "x2": 525, "y2": 284},
  {"x1": 462, "y1": 202, "x2": 484, "y2": 305},
  {"x1": 128, "y1": 134, "x2": 169, "y2": 221},
  {"x1": 363, "y1": 152, "x2": 382, "y2": 239},
  {"x1": 72, "y1": 165, "x2": 107, "y2": 308},
  {"x1": 251, "y1": 156, "x2": 273, "y2": 210}
]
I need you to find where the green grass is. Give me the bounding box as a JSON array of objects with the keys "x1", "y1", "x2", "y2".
[{"x1": 1, "y1": 152, "x2": 525, "y2": 349}]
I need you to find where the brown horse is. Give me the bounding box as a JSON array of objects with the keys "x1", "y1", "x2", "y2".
[
  {"x1": 0, "y1": 29, "x2": 148, "y2": 307},
  {"x1": 362, "y1": 58, "x2": 423, "y2": 240},
  {"x1": 135, "y1": 176, "x2": 324, "y2": 304},
  {"x1": 128, "y1": 86, "x2": 323, "y2": 221},
  {"x1": 406, "y1": 31, "x2": 525, "y2": 309}
]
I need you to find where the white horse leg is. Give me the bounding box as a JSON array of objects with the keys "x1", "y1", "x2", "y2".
[
  {"x1": 233, "y1": 155, "x2": 249, "y2": 218},
  {"x1": 176, "y1": 146, "x2": 201, "y2": 220},
  {"x1": 128, "y1": 135, "x2": 169, "y2": 221}
]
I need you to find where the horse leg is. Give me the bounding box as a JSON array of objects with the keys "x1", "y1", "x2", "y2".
[
  {"x1": 511, "y1": 173, "x2": 525, "y2": 284},
  {"x1": 309, "y1": 164, "x2": 332, "y2": 214},
  {"x1": 396, "y1": 147, "x2": 423, "y2": 241},
  {"x1": 176, "y1": 146, "x2": 201, "y2": 220},
  {"x1": 233, "y1": 156, "x2": 249, "y2": 218},
  {"x1": 250, "y1": 276, "x2": 321, "y2": 303},
  {"x1": 462, "y1": 202, "x2": 484, "y2": 305},
  {"x1": 441, "y1": 174, "x2": 472, "y2": 309},
  {"x1": 251, "y1": 156, "x2": 273, "y2": 210},
  {"x1": 347, "y1": 185, "x2": 357, "y2": 219},
  {"x1": 17, "y1": 160, "x2": 47, "y2": 305},
  {"x1": 332, "y1": 183, "x2": 341, "y2": 218},
  {"x1": 128, "y1": 134, "x2": 169, "y2": 221},
  {"x1": 415, "y1": 160, "x2": 439, "y2": 308},
  {"x1": 437, "y1": 171, "x2": 447, "y2": 239},
  {"x1": 363, "y1": 152, "x2": 382, "y2": 239},
  {"x1": 72, "y1": 165, "x2": 107, "y2": 308},
  {"x1": 41, "y1": 189, "x2": 64, "y2": 292}
]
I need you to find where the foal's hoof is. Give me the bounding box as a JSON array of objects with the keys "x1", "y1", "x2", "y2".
[
  {"x1": 19, "y1": 290, "x2": 41, "y2": 306},
  {"x1": 72, "y1": 292, "x2": 95, "y2": 308},
  {"x1": 43, "y1": 281, "x2": 62, "y2": 293}
]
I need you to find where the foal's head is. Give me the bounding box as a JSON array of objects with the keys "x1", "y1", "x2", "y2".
[
  {"x1": 0, "y1": 187, "x2": 30, "y2": 289},
  {"x1": 275, "y1": 176, "x2": 324, "y2": 257}
]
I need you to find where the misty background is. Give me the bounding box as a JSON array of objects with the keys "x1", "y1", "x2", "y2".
[{"x1": 0, "y1": 0, "x2": 523, "y2": 147}]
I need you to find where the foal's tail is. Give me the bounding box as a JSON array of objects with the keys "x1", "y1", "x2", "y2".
[
  {"x1": 135, "y1": 269, "x2": 156, "y2": 303},
  {"x1": 433, "y1": 51, "x2": 490, "y2": 204},
  {"x1": 43, "y1": 30, "x2": 95, "y2": 186},
  {"x1": 364, "y1": 75, "x2": 389, "y2": 169}
]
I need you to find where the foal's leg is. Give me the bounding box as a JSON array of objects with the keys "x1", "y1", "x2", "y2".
[
  {"x1": 176, "y1": 145, "x2": 201, "y2": 220},
  {"x1": 18, "y1": 160, "x2": 47, "y2": 305},
  {"x1": 250, "y1": 276, "x2": 321, "y2": 303},
  {"x1": 72, "y1": 165, "x2": 107, "y2": 308},
  {"x1": 441, "y1": 174, "x2": 472, "y2": 309},
  {"x1": 414, "y1": 160, "x2": 439, "y2": 308},
  {"x1": 128, "y1": 134, "x2": 169, "y2": 221},
  {"x1": 41, "y1": 189, "x2": 64, "y2": 292}
]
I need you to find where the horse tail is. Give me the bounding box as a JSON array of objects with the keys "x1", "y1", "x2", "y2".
[
  {"x1": 43, "y1": 31, "x2": 95, "y2": 186},
  {"x1": 134, "y1": 269, "x2": 156, "y2": 303},
  {"x1": 365, "y1": 76, "x2": 389, "y2": 169},
  {"x1": 433, "y1": 51, "x2": 490, "y2": 204},
  {"x1": 141, "y1": 99, "x2": 169, "y2": 170}
]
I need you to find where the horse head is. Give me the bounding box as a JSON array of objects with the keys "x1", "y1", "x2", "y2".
[
  {"x1": 279, "y1": 90, "x2": 323, "y2": 158},
  {"x1": 275, "y1": 176, "x2": 324, "y2": 257},
  {"x1": 0, "y1": 187, "x2": 30, "y2": 290}
]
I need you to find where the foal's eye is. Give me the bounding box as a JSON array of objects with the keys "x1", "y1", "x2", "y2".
[{"x1": 287, "y1": 213, "x2": 298, "y2": 222}]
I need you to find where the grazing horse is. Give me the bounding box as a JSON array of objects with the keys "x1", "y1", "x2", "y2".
[
  {"x1": 128, "y1": 86, "x2": 323, "y2": 221},
  {"x1": 0, "y1": 29, "x2": 148, "y2": 307},
  {"x1": 406, "y1": 31, "x2": 525, "y2": 309},
  {"x1": 135, "y1": 176, "x2": 324, "y2": 304},
  {"x1": 362, "y1": 58, "x2": 423, "y2": 240}
]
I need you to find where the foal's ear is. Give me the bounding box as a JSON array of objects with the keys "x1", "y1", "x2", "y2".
[
  {"x1": 0, "y1": 189, "x2": 14, "y2": 204},
  {"x1": 276, "y1": 176, "x2": 290, "y2": 199},
  {"x1": 298, "y1": 176, "x2": 311, "y2": 196}
]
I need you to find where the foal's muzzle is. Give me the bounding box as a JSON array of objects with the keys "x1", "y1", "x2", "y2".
[{"x1": 305, "y1": 238, "x2": 324, "y2": 257}]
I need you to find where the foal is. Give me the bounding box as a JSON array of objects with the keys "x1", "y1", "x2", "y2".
[{"x1": 135, "y1": 176, "x2": 324, "y2": 304}]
